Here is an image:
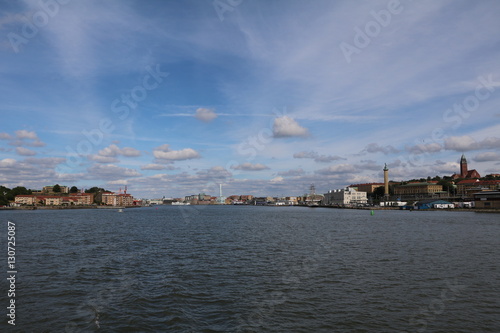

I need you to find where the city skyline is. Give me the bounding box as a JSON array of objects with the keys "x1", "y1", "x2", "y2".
[{"x1": 1, "y1": 0, "x2": 500, "y2": 198}]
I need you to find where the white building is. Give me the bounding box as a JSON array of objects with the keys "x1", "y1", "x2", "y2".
[{"x1": 323, "y1": 187, "x2": 368, "y2": 206}]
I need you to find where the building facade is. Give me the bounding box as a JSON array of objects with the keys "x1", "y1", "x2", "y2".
[
  {"x1": 474, "y1": 191, "x2": 500, "y2": 209},
  {"x1": 323, "y1": 187, "x2": 368, "y2": 206},
  {"x1": 349, "y1": 183, "x2": 385, "y2": 195},
  {"x1": 393, "y1": 182, "x2": 443, "y2": 196},
  {"x1": 456, "y1": 180, "x2": 500, "y2": 197}
]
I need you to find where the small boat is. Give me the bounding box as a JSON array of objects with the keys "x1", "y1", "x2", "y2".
[{"x1": 117, "y1": 208, "x2": 123, "y2": 213}]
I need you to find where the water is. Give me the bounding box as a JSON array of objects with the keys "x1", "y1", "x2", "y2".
[{"x1": 1, "y1": 206, "x2": 499, "y2": 332}]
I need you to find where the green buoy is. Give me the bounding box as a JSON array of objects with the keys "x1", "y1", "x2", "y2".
[{"x1": 370, "y1": 210, "x2": 374, "y2": 216}]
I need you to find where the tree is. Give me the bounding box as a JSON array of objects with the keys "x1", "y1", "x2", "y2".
[
  {"x1": 438, "y1": 179, "x2": 455, "y2": 196},
  {"x1": 7, "y1": 186, "x2": 31, "y2": 201},
  {"x1": 85, "y1": 187, "x2": 106, "y2": 194},
  {"x1": 70, "y1": 186, "x2": 79, "y2": 193},
  {"x1": 53, "y1": 184, "x2": 61, "y2": 193}
]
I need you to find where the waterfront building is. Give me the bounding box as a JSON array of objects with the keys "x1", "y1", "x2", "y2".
[
  {"x1": 393, "y1": 182, "x2": 443, "y2": 196},
  {"x1": 42, "y1": 185, "x2": 69, "y2": 194},
  {"x1": 14, "y1": 195, "x2": 36, "y2": 205},
  {"x1": 415, "y1": 199, "x2": 454, "y2": 209},
  {"x1": 102, "y1": 192, "x2": 134, "y2": 206},
  {"x1": 474, "y1": 191, "x2": 500, "y2": 209},
  {"x1": 349, "y1": 183, "x2": 384, "y2": 195},
  {"x1": 456, "y1": 179, "x2": 500, "y2": 197},
  {"x1": 323, "y1": 187, "x2": 368, "y2": 206}
]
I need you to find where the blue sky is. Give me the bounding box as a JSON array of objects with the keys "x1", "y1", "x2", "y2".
[{"x1": 1, "y1": 0, "x2": 500, "y2": 198}]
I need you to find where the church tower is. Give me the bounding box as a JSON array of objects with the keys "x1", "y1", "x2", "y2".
[{"x1": 460, "y1": 154, "x2": 468, "y2": 178}]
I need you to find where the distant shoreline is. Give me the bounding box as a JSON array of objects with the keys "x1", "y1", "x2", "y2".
[{"x1": 1, "y1": 205, "x2": 498, "y2": 213}]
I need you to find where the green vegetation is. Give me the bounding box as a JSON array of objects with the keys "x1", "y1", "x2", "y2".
[{"x1": 0, "y1": 186, "x2": 32, "y2": 206}]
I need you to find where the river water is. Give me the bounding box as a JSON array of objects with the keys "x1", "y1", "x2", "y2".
[{"x1": 1, "y1": 206, "x2": 499, "y2": 332}]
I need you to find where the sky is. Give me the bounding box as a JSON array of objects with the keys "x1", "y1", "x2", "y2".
[{"x1": 1, "y1": 0, "x2": 500, "y2": 199}]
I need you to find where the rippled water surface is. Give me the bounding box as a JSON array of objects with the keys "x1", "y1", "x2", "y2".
[{"x1": 1, "y1": 206, "x2": 499, "y2": 332}]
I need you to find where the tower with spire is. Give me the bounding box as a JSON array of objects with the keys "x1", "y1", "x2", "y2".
[
  {"x1": 452, "y1": 154, "x2": 480, "y2": 179},
  {"x1": 460, "y1": 154, "x2": 468, "y2": 178}
]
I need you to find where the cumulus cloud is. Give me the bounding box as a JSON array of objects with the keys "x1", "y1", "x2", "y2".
[
  {"x1": 431, "y1": 161, "x2": 460, "y2": 174},
  {"x1": 153, "y1": 144, "x2": 200, "y2": 161},
  {"x1": 474, "y1": 152, "x2": 500, "y2": 162},
  {"x1": 0, "y1": 130, "x2": 46, "y2": 147},
  {"x1": 87, "y1": 144, "x2": 141, "y2": 163},
  {"x1": 406, "y1": 142, "x2": 443, "y2": 154},
  {"x1": 0, "y1": 133, "x2": 13, "y2": 140},
  {"x1": 356, "y1": 160, "x2": 381, "y2": 171},
  {"x1": 293, "y1": 151, "x2": 344, "y2": 163},
  {"x1": 272, "y1": 116, "x2": 309, "y2": 138},
  {"x1": 443, "y1": 136, "x2": 500, "y2": 151},
  {"x1": 231, "y1": 162, "x2": 269, "y2": 171},
  {"x1": 361, "y1": 143, "x2": 400, "y2": 155},
  {"x1": 443, "y1": 136, "x2": 478, "y2": 151},
  {"x1": 315, "y1": 164, "x2": 356, "y2": 175},
  {"x1": 15, "y1": 130, "x2": 38, "y2": 140},
  {"x1": 15, "y1": 147, "x2": 36, "y2": 156},
  {"x1": 98, "y1": 144, "x2": 140, "y2": 157},
  {"x1": 194, "y1": 108, "x2": 217, "y2": 123},
  {"x1": 195, "y1": 166, "x2": 232, "y2": 182},
  {"x1": 278, "y1": 168, "x2": 305, "y2": 177},
  {"x1": 87, "y1": 164, "x2": 141, "y2": 180},
  {"x1": 88, "y1": 155, "x2": 119, "y2": 163},
  {"x1": 0, "y1": 157, "x2": 76, "y2": 188}
]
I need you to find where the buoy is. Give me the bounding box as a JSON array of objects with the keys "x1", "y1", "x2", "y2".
[{"x1": 370, "y1": 210, "x2": 374, "y2": 216}]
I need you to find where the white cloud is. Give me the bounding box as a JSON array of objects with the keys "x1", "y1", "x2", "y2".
[
  {"x1": 231, "y1": 162, "x2": 269, "y2": 171},
  {"x1": 87, "y1": 155, "x2": 119, "y2": 164},
  {"x1": 431, "y1": 161, "x2": 460, "y2": 174},
  {"x1": 194, "y1": 108, "x2": 217, "y2": 123},
  {"x1": 315, "y1": 164, "x2": 356, "y2": 175},
  {"x1": 15, "y1": 147, "x2": 36, "y2": 156},
  {"x1": 0, "y1": 130, "x2": 46, "y2": 148},
  {"x1": 153, "y1": 144, "x2": 200, "y2": 161},
  {"x1": 272, "y1": 116, "x2": 309, "y2": 138},
  {"x1": 406, "y1": 143, "x2": 443, "y2": 155},
  {"x1": 474, "y1": 152, "x2": 500, "y2": 162},
  {"x1": 444, "y1": 136, "x2": 478, "y2": 151},
  {"x1": 278, "y1": 168, "x2": 305, "y2": 177},
  {"x1": 293, "y1": 151, "x2": 345, "y2": 163},
  {"x1": 87, "y1": 164, "x2": 141, "y2": 180},
  {"x1": 444, "y1": 136, "x2": 500, "y2": 151},
  {"x1": 97, "y1": 144, "x2": 141, "y2": 157},
  {"x1": 15, "y1": 130, "x2": 38, "y2": 140},
  {"x1": 0, "y1": 133, "x2": 13, "y2": 140},
  {"x1": 361, "y1": 143, "x2": 400, "y2": 155}
]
